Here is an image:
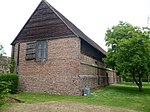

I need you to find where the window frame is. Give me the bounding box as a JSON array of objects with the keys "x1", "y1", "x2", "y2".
[{"x1": 36, "y1": 40, "x2": 48, "y2": 61}]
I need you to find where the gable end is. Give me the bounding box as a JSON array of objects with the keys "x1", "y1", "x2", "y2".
[{"x1": 11, "y1": 0, "x2": 76, "y2": 45}]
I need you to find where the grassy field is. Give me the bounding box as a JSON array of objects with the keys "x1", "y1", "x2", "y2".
[{"x1": 2, "y1": 82, "x2": 150, "y2": 112}]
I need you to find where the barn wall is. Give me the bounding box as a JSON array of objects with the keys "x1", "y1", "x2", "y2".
[
  {"x1": 79, "y1": 54, "x2": 108, "y2": 89},
  {"x1": 13, "y1": 37, "x2": 119, "y2": 96},
  {"x1": 106, "y1": 70, "x2": 120, "y2": 84},
  {"x1": 15, "y1": 37, "x2": 81, "y2": 95},
  {"x1": 79, "y1": 40, "x2": 108, "y2": 90}
]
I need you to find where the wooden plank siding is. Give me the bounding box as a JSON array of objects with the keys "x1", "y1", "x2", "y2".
[
  {"x1": 81, "y1": 39, "x2": 106, "y2": 62},
  {"x1": 12, "y1": 0, "x2": 75, "y2": 44}
]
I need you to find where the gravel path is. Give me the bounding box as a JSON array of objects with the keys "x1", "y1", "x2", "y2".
[{"x1": 1, "y1": 101, "x2": 135, "y2": 112}]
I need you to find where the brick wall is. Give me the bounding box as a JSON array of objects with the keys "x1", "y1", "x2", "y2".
[
  {"x1": 13, "y1": 37, "x2": 119, "y2": 96},
  {"x1": 106, "y1": 70, "x2": 120, "y2": 84},
  {"x1": 15, "y1": 37, "x2": 81, "y2": 95},
  {"x1": 79, "y1": 54, "x2": 107, "y2": 90},
  {"x1": 79, "y1": 54, "x2": 120, "y2": 91}
]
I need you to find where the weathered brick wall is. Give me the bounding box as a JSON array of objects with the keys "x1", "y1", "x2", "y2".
[
  {"x1": 79, "y1": 39, "x2": 109, "y2": 91},
  {"x1": 106, "y1": 70, "x2": 120, "y2": 84},
  {"x1": 79, "y1": 54, "x2": 107, "y2": 90},
  {"x1": 16, "y1": 37, "x2": 81, "y2": 95},
  {"x1": 79, "y1": 54, "x2": 120, "y2": 91},
  {"x1": 80, "y1": 54, "x2": 106, "y2": 75},
  {"x1": 13, "y1": 37, "x2": 119, "y2": 96}
]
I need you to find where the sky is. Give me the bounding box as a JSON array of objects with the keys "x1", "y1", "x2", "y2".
[{"x1": 0, "y1": 0, "x2": 150, "y2": 56}]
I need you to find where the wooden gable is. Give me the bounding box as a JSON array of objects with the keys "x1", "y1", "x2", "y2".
[
  {"x1": 11, "y1": 0, "x2": 75, "y2": 44},
  {"x1": 11, "y1": 0, "x2": 106, "y2": 56}
]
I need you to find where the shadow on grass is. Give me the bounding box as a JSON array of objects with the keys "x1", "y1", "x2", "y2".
[
  {"x1": 89, "y1": 82, "x2": 150, "y2": 112},
  {"x1": 106, "y1": 82, "x2": 150, "y2": 95}
]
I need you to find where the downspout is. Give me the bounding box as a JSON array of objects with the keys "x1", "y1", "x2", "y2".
[
  {"x1": 10, "y1": 45, "x2": 15, "y2": 73},
  {"x1": 16, "y1": 43, "x2": 20, "y2": 74}
]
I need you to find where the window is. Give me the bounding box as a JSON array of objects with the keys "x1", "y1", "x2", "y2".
[
  {"x1": 36, "y1": 41, "x2": 47, "y2": 61},
  {"x1": 26, "y1": 40, "x2": 47, "y2": 61},
  {"x1": 26, "y1": 42, "x2": 36, "y2": 60}
]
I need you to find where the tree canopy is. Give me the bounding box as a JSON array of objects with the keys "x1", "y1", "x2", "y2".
[{"x1": 104, "y1": 21, "x2": 150, "y2": 91}]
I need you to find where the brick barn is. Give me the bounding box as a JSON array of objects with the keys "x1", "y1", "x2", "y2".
[{"x1": 11, "y1": 0, "x2": 118, "y2": 95}]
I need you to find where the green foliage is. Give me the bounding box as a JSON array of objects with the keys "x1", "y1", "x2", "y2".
[
  {"x1": 10, "y1": 83, "x2": 150, "y2": 112},
  {"x1": 0, "y1": 44, "x2": 5, "y2": 57},
  {"x1": 0, "y1": 74, "x2": 18, "y2": 94},
  {"x1": 9, "y1": 59, "x2": 16, "y2": 73},
  {"x1": 0, "y1": 81, "x2": 11, "y2": 107},
  {"x1": 104, "y1": 21, "x2": 150, "y2": 91}
]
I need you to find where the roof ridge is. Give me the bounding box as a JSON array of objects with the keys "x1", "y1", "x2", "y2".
[{"x1": 43, "y1": 0, "x2": 79, "y2": 37}]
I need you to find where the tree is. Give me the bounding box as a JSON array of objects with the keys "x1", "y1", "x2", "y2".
[
  {"x1": 104, "y1": 21, "x2": 150, "y2": 91},
  {"x1": 0, "y1": 45, "x2": 9, "y2": 107},
  {"x1": 0, "y1": 44, "x2": 5, "y2": 58},
  {"x1": 0, "y1": 44, "x2": 6, "y2": 65}
]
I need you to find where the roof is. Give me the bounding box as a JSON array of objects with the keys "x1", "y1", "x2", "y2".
[{"x1": 11, "y1": 0, "x2": 106, "y2": 54}]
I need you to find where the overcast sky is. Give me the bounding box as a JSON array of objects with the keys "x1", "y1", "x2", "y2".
[{"x1": 0, "y1": 0, "x2": 150, "y2": 56}]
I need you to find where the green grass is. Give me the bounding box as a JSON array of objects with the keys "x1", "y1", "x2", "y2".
[{"x1": 9, "y1": 82, "x2": 150, "y2": 112}]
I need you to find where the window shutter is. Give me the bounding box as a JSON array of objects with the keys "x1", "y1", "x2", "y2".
[{"x1": 26, "y1": 42, "x2": 36, "y2": 60}]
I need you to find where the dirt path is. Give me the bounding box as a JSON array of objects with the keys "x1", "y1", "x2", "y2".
[{"x1": 1, "y1": 101, "x2": 135, "y2": 112}]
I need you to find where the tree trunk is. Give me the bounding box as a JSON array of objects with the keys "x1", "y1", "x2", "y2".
[
  {"x1": 138, "y1": 84, "x2": 142, "y2": 92},
  {"x1": 132, "y1": 73, "x2": 139, "y2": 86},
  {"x1": 132, "y1": 73, "x2": 142, "y2": 92},
  {"x1": 148, "y1": 75, "x2": 150, "y2": 83},
  {"x1": 138, "y1": 74, "x2": 142, "y2": 92}
]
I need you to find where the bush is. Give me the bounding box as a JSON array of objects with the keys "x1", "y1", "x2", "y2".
[
  {"x1": 0, "y1": 81, "x2": 10, "y2": 107},
  {"x1": 0, "y1": 74, "x2": 18, "y2": 94}
]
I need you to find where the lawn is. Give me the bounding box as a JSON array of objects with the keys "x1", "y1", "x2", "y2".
[{"x1": 2, "y1": 82, "x2": 150, "y2": 112}]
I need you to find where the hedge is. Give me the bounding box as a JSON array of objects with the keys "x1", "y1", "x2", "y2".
[{"x1": 0, "y1": 73, "x2": 18, "y2": 94}]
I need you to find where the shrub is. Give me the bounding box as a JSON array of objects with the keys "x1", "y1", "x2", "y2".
[
  {"x1": 0, "y1": 74, "x2": 18, "y2": 94},
  {"x1": 0, "y1": 81, "x2": 10, "y2": 107}
]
